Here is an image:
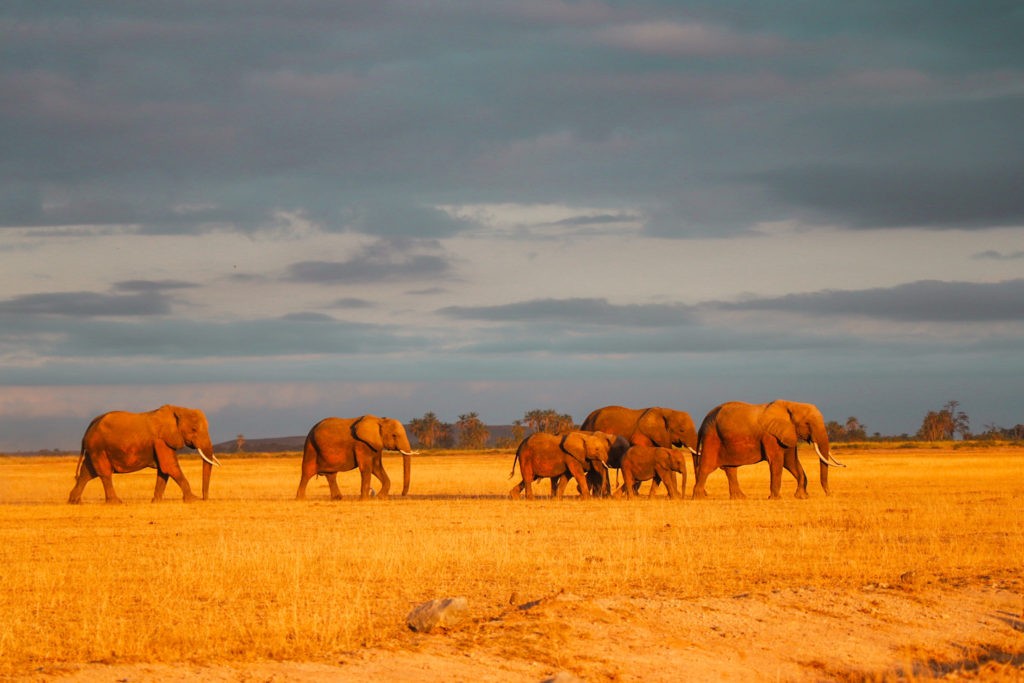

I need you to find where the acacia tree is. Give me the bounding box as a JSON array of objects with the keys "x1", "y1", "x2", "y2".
[
  {"x1": 408, "y1": 412, "x2": 452, "y2": 449},
  {"x1": 917, "y1": 400, "x2": 970, "y2": 441},
  {"x1": 522, "y1": 409, "x2": 576, "y2": 435},
  {"x1": 456, "y1": 412, "x2": 490, "y2": 449}
]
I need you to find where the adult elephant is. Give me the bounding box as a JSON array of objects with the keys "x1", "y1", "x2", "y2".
[
  {"x1": 581, "y1": 405, "x2": 698, "y2": 494},
  {"x1": 296, "y1": 415, "x2": 417, "y2": 501},
  {"x1": 692, "y1": 400, "x2": 846, "y2": 500},
  {"x1": 68, "y1": 405, "x2": 219, "y2": 504},
  {"x1": 509, "y1": 431, "x2": 618, "y2": 500}
]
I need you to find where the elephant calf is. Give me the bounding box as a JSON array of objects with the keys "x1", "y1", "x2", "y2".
[{"x1": 618, "y1": 446, "x2": 687, "y2": 500}]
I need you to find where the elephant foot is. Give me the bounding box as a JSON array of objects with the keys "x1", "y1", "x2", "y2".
[
  {"x1": 794, "y1": 489, "x2": 809, "y2": 500},
  {"x1": 331, "y1": 495, "x2": 344, "y2": 501},
  {"x1": 728, "y1": 492, "x2": 747, "y2": 500},
  {"x1": 182, "y1": 493, "x2": 201, "y2": 503},
  {"x1": 104, "y1": 498, "x2": 125, "y2": 505},
  {"x1": 767, "y1": 493, "x2": 782, "y2": 500}
]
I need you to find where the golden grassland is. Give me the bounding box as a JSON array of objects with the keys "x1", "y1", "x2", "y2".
[{"x1": 0, "y1": 444, "x2": 1022, "y2": 676}]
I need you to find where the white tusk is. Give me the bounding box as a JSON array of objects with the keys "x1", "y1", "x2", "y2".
[
  {"x1": 687, "y1": 446, "x2": 698, "y2": 455},
  {"x1": 399, "y1": 449, "x2": 420, "y2": 456},
  {"x1": 813, "y1": 442, "x2": 845, "y2": 468},
  {"x1": 197, "y1": 448, "x2": 221, "y2": 467}
]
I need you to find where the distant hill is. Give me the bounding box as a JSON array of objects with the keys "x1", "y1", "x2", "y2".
[{"x1": 215, "y1": 425, "x2": 522, "y2": 453}]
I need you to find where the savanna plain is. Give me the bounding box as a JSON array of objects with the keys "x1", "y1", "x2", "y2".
[{"x1": 1, "y1": 445, "x2": 1023, "y2": 682}]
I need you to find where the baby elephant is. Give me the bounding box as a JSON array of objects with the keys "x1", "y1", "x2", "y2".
[{"x1": 619, "y1": 446, "x2": 688, "y2": 499}]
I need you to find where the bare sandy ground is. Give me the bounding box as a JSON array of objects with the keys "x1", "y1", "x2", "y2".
[{"x1": 28, "y1": 577, "x2": 1024, "y2": 682}]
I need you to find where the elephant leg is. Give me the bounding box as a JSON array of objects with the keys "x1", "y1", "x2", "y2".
[
  {"x1": 509, "y1": 480, "x2": 524, "y2": 499},
  {"x1": 692, "y1": 450, "x2": 718, "y2": 499},
  {"x1": 155, "y1": 450, "x2": 199, "y2": 502},
  {"x1": 664, "y1": 473, "x2": 681, "y2": 499},
  {"x1": 296, "y1": 458, "x2": 318, "y2": 500},
  {"x1": 371, "y1": 458, "x2": 391, "y2": 499},
  {"x1": 565, "y1": 461, "x2": 591, "y2": 499},
  {"x1": 622, "y1": 470, "x2": 637, "y2": 499},
  {"x1": 522, "y1": 464, "x2": 536, "y2": 499},
  {"x1": 767, "y1": 457, "x2": 784, "y2": 500},
  {"x1": 152, "y1": 471, "x2": 170, "y2": 502},
  {"x1": 661, "y1": 469, "x2": 683, "y2": 499},
  {"x1": 97, "y1": 474, "x2": 123, "y2": 504},
  {"x1": 89, "y1": 455, "x2": 124, "y2": 504},
  {"x1": 357, "y1": 466, "x2": 374, "y2": 500},
  {"x1": 784, "y1": 447, "x2": 809, "y2": 499},
  {"x1": 67, "y1": 460, "x2": 97, "y2": 504},
  {"x1": 724, "y1": 467, "x2": 746, "y2": 500},
  {"x1": 325, "y1": 472, "x2": 343, "y2": 500},
  {"x1": 295, "y1": 472, "x2": 313, "y2": 500}
]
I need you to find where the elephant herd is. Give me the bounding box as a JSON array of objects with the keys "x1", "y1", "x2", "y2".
[{"x1": 66, "y1": 400, "x2": 845, "y2": 504}]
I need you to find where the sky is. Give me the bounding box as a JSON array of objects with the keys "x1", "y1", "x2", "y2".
[{"x1": 1, "y1": 2, "x2": 1023, "y2": 450}]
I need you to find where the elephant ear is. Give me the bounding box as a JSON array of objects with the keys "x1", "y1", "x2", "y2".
[
  {"x1": 636, "y1": 408, "x2": 671, "y2": 447},
  {"x1": 157, "y1": 405, "x2": 186, "y2": 450},
  {"x1": 353, "y1": 415, "x2": 384, "y2": 452},
  {"x1": 560, "y1": 433, "x2": 589, "y2": 464},
  {"x1": 763, "y1": 403, "x2": 798, "y2": 447}
]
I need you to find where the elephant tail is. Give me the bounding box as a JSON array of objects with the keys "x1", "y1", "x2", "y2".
[
  {"x1": 509, "y1": 442, "x2": 524, "y2": 479},
  {"x1": 73, "y1": 449, "x2": 86, "y2": 480}
]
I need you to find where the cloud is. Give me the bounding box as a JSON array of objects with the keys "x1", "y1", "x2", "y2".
[
  {"x1": 439, "y1": 298, "x2": 696, "y2": 327},
  {"x1": 975, "y1": 250, "x2": 1024, "y2": 260},
  {"x1": 0, "y1": 290, "x2": 172, "y2": 317},
  {"x1": 597, "y1": 21, "x2": 786, "y2": 57},
  {"x1": 717, "y1": 279, "x2": 1024, "y2": 322},
  {"x1": 752, "y1": 163, "x2": 1024, "y2": 230},
  {"x1": 285, "y1": 239, "x2": 455, "y2": 284}
]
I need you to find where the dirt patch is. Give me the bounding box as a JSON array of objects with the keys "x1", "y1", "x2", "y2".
[{"x1": 33, "y1": 579, "x2": 1024, "y2": 682}]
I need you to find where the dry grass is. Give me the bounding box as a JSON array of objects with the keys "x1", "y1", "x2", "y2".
[{"x1": 1, "y1": 445, "x2": 1022, "y2": 677}]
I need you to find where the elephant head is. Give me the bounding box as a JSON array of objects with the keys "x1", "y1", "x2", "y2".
[
  {"x1": 560, "y1": 430, "x2": 614, "y2": 467},
  {"x1": 156, "y1": 405, "x2": 219, "y2": 500},
  {"x1": 352, "y1": 415, "x2": 417, "y2": 495},
  {"x1": 763, "y1": 400, "x2": 845, "y2": 491},
  {"x1": 634, "y1": 407, "x2": 699, "y2": 455}
]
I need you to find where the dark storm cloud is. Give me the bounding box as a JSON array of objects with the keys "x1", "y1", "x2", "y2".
[
  {"x1": 2, "y1": 3, "x2": 1022, "y2": 237},
  {"x1": 439, "y1": 298, "x2": 696, "y2": 327},
  {"x1": 718, "y1": 279, "x2": 1024, "y2": 322}
]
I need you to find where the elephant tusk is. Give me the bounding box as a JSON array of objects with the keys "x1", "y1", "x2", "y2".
[
  {"x1": 813, "y1": 442, "x2": 845, "y2": 468},
  {"x1": 687, "y1": 446, "x2": 698, "y2": 456},
  {"x1": 197, "y1": 448, "x2": 221, "y2": 467},
  {"x1": 399, "y1": 449, "x2": 420, "y2": 456}
]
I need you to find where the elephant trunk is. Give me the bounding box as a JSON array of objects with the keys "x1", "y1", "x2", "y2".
[
  {"x1": 401, "y1": 451, "x2": 411, "y2": 496},
  {"x1": 201, "y1": 457, "x2": 213, "y2": 500},
  {"x1": 809, "y1": 413, "x2": 843, "y2": 495},
  {"x1": 195, "y1": 440, "x2": 217, "y2": 500}
]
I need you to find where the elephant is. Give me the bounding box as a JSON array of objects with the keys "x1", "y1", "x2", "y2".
[
  {"x1": 296, "y1": 415, "x2": 418, "y2": 500},
  {"x1": 68, "y1": 405, "x2": 219, "y2": 504},
  {"x1": 580, "y1": 405, "x2": 699, "y2": 495},
  {"x1": 692, "y1": 399, "x2": 846, "y2": 500},
  {"x1": 508, "y1": 431, "x2": 619, "y2": 500},
  {"x1": 618, "y1": 446, "x2": 688, "y2": 499}
]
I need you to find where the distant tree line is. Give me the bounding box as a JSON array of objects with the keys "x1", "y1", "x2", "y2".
[
  {"x1": 407, "y1": 400, "x2": 1020, "y2": 449},
  {"x1": 408, "y1": 409, "x2": 575, "y2": 449}
]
